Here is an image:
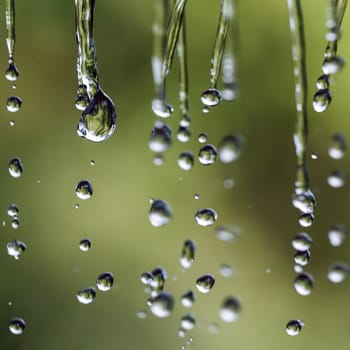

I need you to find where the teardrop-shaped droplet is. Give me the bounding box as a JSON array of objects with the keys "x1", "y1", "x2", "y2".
[
  {"x1": 291, "y1": 232, "x2": 312, "y2": 251},
  {"x1": 181, "y1": 290, "x2": 195, "y2": 308},
  {"x1": 79, "y1": 238, "x2": 91, "y2": 252},
  {"x1": 322, "y1": 56, "x2": 345, "y2": 75},
  {"x1": 151, "y1": 98, "x2": 174, "y2": 118},
  {"x1": 327, "y1": 262, "x2": 349, "y2": 283},
  {"x1": 149, "y1": 292, "x2": 174, "y2": 318},
  {"x1": 294, "y1": 272, "x2": 314, "y2": 296},
  {"x1": 286, "y1": 319, "x2": 303, "y2": 336},
  {"x1": 180, "y1": 240, "x2": 195, "y2": 269},
  {"x1": 195, "y1": 274, "x2": 215, "y2": 294},
  {"x1": 292, "y1": 190, "x2": 316, "y2": 214},
  {"x1": 294, "y1": 250, "x2": 311, "y2": 266},
  {"x1": 96, "y1": 272, "x2": 114, "y2": 291},
  {"x1": 178, "y1": 151, "x2": 194, "y2": 171},
  {"x1": 76, "y1": 287, "x2": 96, "y2": 304},
  {"x1": 76, "y1": 88, "x2": 116, "y2": 143},
  {"x1": 327, "y1": 169, "x2": 346, "y2": 188},
  {"x1": 5, "y1": 62, "x2": 19, "y2": 81},
  {"x1": 180, "y1": 313, "x2": 196, "y2": 330},
  {"x1": 200, "y1": 88, "x2": 222, "y2": 107},
  {"x1": 149, "y1": 121, "x2": 172, "y2": 153},
  {"x1": 8, "y1": 157, "x2": 23, "y2": 178},
  {"x1": 7, "y1": 204, "x2": 19, "y2": 217},
  {"x1": 198, "y1": 144, "x2": 217, "y2": 165},
  {"x1": 6, "y1": 96, "x2": 22, "y2": 112},
  {"x1": 219, "y1": 296, "x2": 241, "y2": 323},
  {"x1": 328, "y1": 224, "x2": 346, "y2": 247},
  {"x1": 313, "y1": 89, "x2": 331, "y2": 113},
  {"x1": 328, "y1": 133, "x2": 346, "y2": 160},
  {"x1": 298, "y1": 213, "x2": 314, "y2": 228},
  {"x1": 9, "y1": 318, "x2": 25, "y2": 335},
  {"x1": 75, "y1": 180, "x2": 93, "y2": 200},
  {"x1": 177, "y1": 126, "x2": 191, "y2": 142},
  {"x1": 219, "y1": 135, "x2": 244, "y2": 163},
  {"x1": 194, "y1": 208, "x2": 217, "y2": 227},
  {"x1": 7, "y1": 239, "x2": 26, "y2": 260},
  {"x1": 149, "y1": 199, "x2": 172, "y2": 227}
]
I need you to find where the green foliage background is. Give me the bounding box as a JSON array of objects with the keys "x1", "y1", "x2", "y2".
[{"x1": 0, "y1": 0, "x2": 349, "y2": 349}]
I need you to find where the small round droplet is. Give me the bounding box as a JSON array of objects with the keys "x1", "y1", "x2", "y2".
[
  {"x1": 194, "y1": 193, "x2": 200, "y2": 200},
  {"x1": 7, "y1": 239, "x2": 26, "y2": 260},
  {"x1": 200, "y1": 88, "x2": 222, "y2": 107},
  {"x1": 178, "y1": 152, "x2": 194, "y2": 171},
  {"x1": 294, "y1": 272, "x2": 314, "y2": 296},
  {"x1": 79, "y1": 238, "x2": 91, "y2": 252},
  {"x1": 223, "y1": 177, "x2": 234, "y2": 189},
  {"x1": 286, "y1": 319, "x2": 303, "y2": 336},
  {"x1": 198, "y1": 144, "x2": 217, "y2": 165},
  {"x1": 327, "y1": 262, "x2": 349, "y2": 283},
  {"x1": 215, "y1": 225, "x2": 240, "y2": 242},
  {"x1": 177, "y1": 126, "x2": 191, "y2": 143},
  {"x1": 198, "y1": 133, "x2": 208, "y2": 143},
  {"x1": 328, "y1": 224, "x2": 346, "y2": 247},
  {"x1": 316, "y1": 75, "x2": 329, "y2": 90},
  {"x1": 9, "y1": 120, "x2": 15, "y2": 126},
  {"x1": 76, "y1": 287, "x2": 96, "y2": 304},
  {"x1": 194, "y1": 208, "x2": 217, "y2": 227},
  {"x1": 149, "y1": 121, "x2": 172, "y2": 153},
  {"x1": 219, "y1": 264, "x2": 234, "y2": 278},
  {"x1": 195, "y1": 274, "x2": 215, "y2": 294},
  {"x1": 292, "y1": 190, "x2": 316, "y2": 214},
  {"x1": 219, "y1": 135, "x2": 244, "y2": 163},
  {"x1": 311, "y1": 152, "x2": 319, "y2": 160},
  {"x1": 75, "y1": 180, "x2": 93, "y2": 200},
  {"x1": 181, "y1": 290, "x2": 195, "y2": 308},
  {"x1": 298, "y1": 213, "x2": 314, "y2": 228},
  {"x1": 153, "y1": 154, "x2": 165, "y2": 166},
  {"x1": 219, "y1": 296, "x2": 241, "y2": 322},
  {"x1": 96, "y1": 272, "x2": 114, "y2": 291},
  {"x1": 291, "y1": 232, "x2": 312, "y2": 251},
  {"x1": 149, "y1": 292, "x2": 174, "y2": 318},
  {"x1": 327, "y1": 169, "x2": 346, "y2": 188},
  {"x1": 322, "y1": 56, "x2": 345, "y2": 75},
  {"x1": 9, "y1": 318, "x2": 25, "y2": 335},
  {"x1": 180, "y1": 240, "x2": 196, "y2": 269},
  {"x1": 208, "y1": 322, "x2": 220, "y2": 334},
  {"x1": 136, "y1": 310, "x2": 148, "y2": 319},
  {"x1": 294, "y1": 250, "x2": 311, "y2": 266},
  {"x1": 180, "y1": 314, "x2": 196, "y2": 330},
  {"x1": 11, "y1": 217, "x2": 20, "y2": 229},
  {"x1": 8, "y1": 157, "x2": 23, "y2": 178},
  {"x1": 329, "y1": 133, "x2": 346, "y2": 160},
  {"x1": 151, "y1": 98, "x2": 174, "y2": 118},
  {"x1": 6, "y1": 96, "x2": 22, "y2": 112},
  {"x1": 7, "y1": 204, "x2": 19, "y2": 217},
  {"x1": 141, "y1": 272, "x2": 153, "y2": 286},
  {"x1": 90, "y1": 160, "x2": 95, "y2": 166},
  {"x1": 149, "y1": 199, "x2": 172, "y2": 227},
  {"x1": 313, "y1": 89, "x2": 331, "y2": 113},
  {"x1": 202, "y1": 106, "x2": 211, "y2": 113},
  {"x1": 5, "y1": 62, "x2": 19, "y2": 81}
]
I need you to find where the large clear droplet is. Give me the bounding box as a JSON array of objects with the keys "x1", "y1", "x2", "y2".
[
  {"x1": 178, "y1": 151, "x2": 194, "y2": 171},
  {"x1": 313, "y1": 89, "x2": 331, "y2": 112},
  {"x1": 198, "y1": 144, "x2": 217, "y2": 165},
  {"x1": 180, "y1": 240, "x2": 196, "y2": 269},
  {"x1": 6, "y1": 96, "x2": 22, "y2": 112},
  {"x1": 195, "y1": 274, "x2": 215, "y2": 294},
  {"x1": 8, "y1": 157, "x2": 23, "y2": 178},
  {"x1": 181, "y1": 290, "x2": 195, "y2": 308},
  {"x1": 194, "y1": 208, "x2": 217, "y2": 227},
  {"x1": 328, "y1": 224, "x2": 346, "y2": 247},
  {"x1": 149, "y1": 121, "x2": 172, "y2": 153},
  {"x1": 219, "y1": 296, "x2": 241, "y2": 322},
  {"x1": 327, "y1": 262, "x2": 349, "y2": 283},
  {"x1": 294, "y1": 272, "x2": 314, "y2": 296},
  {"x1": 76, "y1": 287, "x2": 96, "y2": 304},
  {"x1": 149, "y1": 292, "x2": 174, "y2": 318},
  {"x1": 328, "y1": 133, "x2": 346, "y2": 160},
  {"x1": 291, "y1": 232, "x2": 312, "y2": 251},
  {"x1": 219, "y1": 135, "x2": 244, "y2": 163},
  {"x1": 200, "y1": 88, "x2": 222, "y2": 107},
  {"x1": 286, "y1": 319, "x2": 303, "y2": 336},
  {"x1": 151, "y1": 98, "x2": 173, "y2": 118},
  {"x1": 96, "y1": 272, "x2": 114, "y2": 291},
  {"x1": 79, "y1": 238, "x2": 91, "y2": 252},
  {"x1": 8, "y1": 318, "x2": 25, "y2": 335},
  {"x1": 75, "y1": 180, "x2": 93, "y2": 200},
  {"x1": 149, "y1": 199, "x2": 172, "y2": 227},
  {"x1": 7, "y1": 239, "x2": 26, "y2": 260},
  {"x1": 76, "y1": 88, "x2": 116, "y2": 143}
]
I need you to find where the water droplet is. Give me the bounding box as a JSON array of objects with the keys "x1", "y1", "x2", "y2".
[
  {"x1": 198, "y1": 144, "x2": 217, "y2": 165},
  {"x1": 153, "y1": 154, "x2": 165, "y2": 166},
  {"x1": 208, "y1": 322, "x2": 220, "y2": 334},
  {"x1": 149, "y1": 121, "x2": 172, "y2": 153},
  {"x1": 181, "y1": 290, "x2": 195, "y2": 308},
  {"x1": 149, "y1": 292, "x2": 174, "y2": 318},
  {"x1": 177, "y1": 126, "x2": 191, "y2": 142},
  {"x1": 215, "y1": 225, "x2": 240, "y2": 242},
  {"x1": 202, "y1": 106, "x2": 211, "y2": 113},
  {"x1": 136, "y1": 310, "x2": 148, "y2": 319},
  {"x1": 311, "y1": 152, "x2": 319, "y2": 160},
  {"x1": 294, "y1": 250, "x2": 311, "y2": 266},
  {"x1": 149, "y1": 199, "x2": 172, "y2": 227},
  {"x1": 292, "y1": 190, "x2": 316, "y2": 214},
  {"x1": 178, "y1": 152, "x2": 194, "y2": 171},
  {"x1": 313, "y1": 89, "x2": 331, "y2": 113},
  {"x1": 8, "y1": 157, "x2": 23, "y2": 178},
  {"x1": 194, "y1": 193, "x2": 200, "y2": 200},
  {"x1": 5, "y1": 62, "x2": 19, "y2": 81},
  {"x1": 151, "y1": 98, "x2": 174, "y2": 118},
  {"x1": 223, "y1": 177, "x2": 234, "y2": 189},
  {"x1": 149, "y1": 267, "x2": 167, "y2": 295},
  {"x1": 298, "y1": 213, "x2": 314, "y2": 228},
  {"x1": 6, "y1": 96, "x2": 22, "y2": 112},
  {"x1": 11, "y1": 217, "x2": 19, "y2": 229},
  {"x1": 200, "y1": 88, "x2": 222, "y2": 107},
  {"x1": 322, "y1": 56, "x2": 345, "y2": 75},
  {"x1": 219, "y1": 296, "x2": 241, "y2": 322},
  {"x1": 198, "y1": 133, "x2": 208, "y2": 143},
  {"x1": 180, "y1": 240, "x2": 195, "y2": 269},
  {"x1": 328, "y1": 224, "x2": 346, "y2": 247},
  {"x1": 76, "y1": 89, "x2": 117, "y2": 143},
  {"x1": 96, "y1": 272, "x2": 114, "y2": 291},
  {"x1": 180, "y1": 313, "x2": 196, "y2": 330},
  {"x1": 9, "y1": 318, "x2": 25, "y2": 335},
  {"x1": 316, "y1": 75, "x2": 329, "y2": 90},
  {"x1": 328, "y1": 133, "x2": 346, "y2": 160},
  {"x1": 327, "y1": 169, "x2": 346, "y2": 188},
  {"x1": 140, "y1": 272, "x2": 153, "y2": 286},
  {"x1": 75, "y1": 180, "x2": 93, "y2": 200},
  {"x1": 90, "y1": 160, "x2": 95, "y2": 166},
  {"x1": 195, "y1": 274, "x2": 215, "y2": 294},
  {"x1": 79, "y1": 238, "x2": 91, "y2": 252},
  {"x1": 7, "y1": 239, "x2": 26, "y2": 260},
  {"x1": 327, "y1": 262, "x2": 349, "y2": 283},
  {"x1": 7, "y1": 204, "x2": 19, "y2": 217},
  {"x1": 294, "y1": 272, "x2": 314, "y2": 296},
  {"x1": 291, "y1": 232, "x2": 312, "y2": 251},
  {"x1": 76, "y1": 287, "x2": 96, "y2": 304},
  {"x1": 194, "y1": 208, "x2": 217, "y2": 227},
  {"x1": 75, "y1": 204, "x2": 80, "y2": 209},
  {"x1": 286, "y1": 319, "x2": 303, "y2": 336},
  {"x1": 178, "y1": 329, "x2": 186, "y2": 338},
  {"x1": 219, "y1": 263, "x2": 234, "y2": 277},
  {"x1": 9, "y1": 119, "x2": 15, "y2": 126},
  {"x1": 219, "y1": 135, "x2": 244, "y2": 163}
]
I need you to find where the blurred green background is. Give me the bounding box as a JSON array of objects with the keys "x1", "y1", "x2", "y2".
[{"x1": 0, "y1": 0, "x2": 350, "y2": 349}]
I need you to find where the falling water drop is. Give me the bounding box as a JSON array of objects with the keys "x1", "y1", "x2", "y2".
[
  {"x1": 327, "y1": 169, "x2": 346, "y2": 188},
  {"x1": 298, "y1": 213, "x2": 314, "y2": 228},
  {"x1": 219, "y1": 134, "x2": 244, "y2": 163},
  {"x1": 180, "y1": 240, "x2": 195, "y2": 269},
  {"x1": 291, "y1": 232, "x2": 312, "y2": 251},
  {"x1": 198, "y1": 133, "x2": 208, "y2": 143},
  {"x1": 294, "y1": 250, "x2": 311, "y2": 266},
  {"x1": 181, "y1": 290, "x2": 195, "y2": 308},
  {"x1": 195, "y1": 208, "x2": 217, "y2": 227},
  {"x1": 200, "y1": 88, "x2": 222, "y2": 107},
  {"x1": 311, "y1": 152, "x2": 319, "y2": 160},
  {"x1": 316, "y1": 74, "x2": 329, "y2": 90},
  {"x1": 219, "y1": 263, "x2": 234, "y2": 277},
  {"x1": 149, "y1": 121, "x2": 172, "y2": 153},
  {"x1": 8, "y1": 157, "x2": 23, "y2": 178},
  {"x1": 150, "y1": 267, "x2": 167, "y2": 296},
  {"x1": 219, "y1": 296, "x2": 241, "y2": 322},
  {"x1": 149, "y1": 292, "x2": 174, "y2": 318},
  {"x1": 223, "y1": 176, "x2": 234, "y2": 189},
  {"x1": 322, "y1": 56, "x2": 345, "y2": 75},
  {"x1": 215, "y1": 225, "x2": 240, "y2": 242},
  {"x1": 7, "y1": 239, "x2": 26, "y2": 260},
  {"x1": 149, "y1": 199, "x2": 172, "y2": 227},
  {"x1": 292, "y1": 189, "x2": 316, "y2": 214},
  {"x1": 195, "y1": 274, "x2": 215, "y2": 293},
  {"x1": 140, "y1": 272, "x2": 153, "y2": 286},
  {"x1": 312, "y1": 89, "x2": 331, "y2": 112},
  {"x1": 328, "y1": 133, "x2": 346, "y2": 159},
  {"x1": 180, "y1": 313, "x2": 196, "y2": 330},
  {"x1": 9, "y1": 318, "x2": 25, "y2": 335},
  {"x1": 11, "y1": 217, "x2": 19, "y2": 229},
  {"x1": 96, "y1": 272, "x2": 114, "y2": 291},
  {"x1": 286, "y1": 319, "x2": 303, "y2": 336},
  {"x1": 153, "y1": 154, "x2": 165, "y2": 166},
  {"x1": 328, "y1": 224, "x2": 346, "y2": 247},
  {"x1": 294, "y1": 272, "x2": 314, "y2": 296},
  {"x1": 75, "y1": 180, "x2": 93, "y2": 200},
  {"x1": 327, "y1": 262, "x2": 349, "y2": 283},
  {"x1": 76, "y1": 287, "x2": 96, "y2": 304},
  {"x1": 198, "y1": 144, "x2": 217, "y2": 165},
  {"x1": 6, "y1": 96, "x2": 22, "y2": 112},
  {"x1": 79, "y1": 238, "x2": 91, "y2": 252},
  {"x1": 7, "y1": 203, "x2": 19, "y2": 217},
  {"x1": 177, "y1": 126, "x2": 191, "y2": 142},
  {"x1": 178, "y1": 151, "x2": 194, "y2": 171}
]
